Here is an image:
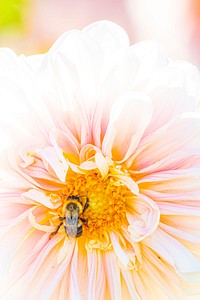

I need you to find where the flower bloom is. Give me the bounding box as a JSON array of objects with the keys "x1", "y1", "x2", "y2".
[{"x1": 0, "y1": 21, "x2": 200, "y2": 299}]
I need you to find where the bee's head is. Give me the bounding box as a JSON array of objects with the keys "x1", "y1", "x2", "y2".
[{"x1": 66, "y1": 202, "x2": 78, "y2": 212}]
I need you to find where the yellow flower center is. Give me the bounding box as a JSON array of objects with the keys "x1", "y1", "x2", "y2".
[{"x1": 49, "y1": 171, "x2": 128, "y2": 243}]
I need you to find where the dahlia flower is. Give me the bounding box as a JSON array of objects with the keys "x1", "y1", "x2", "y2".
[{"x1": 1, "y1": 21, "x2": 200, "y2": 300}]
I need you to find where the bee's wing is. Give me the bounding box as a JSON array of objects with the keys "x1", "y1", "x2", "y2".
[{"x1": 65, "y1": 214, "x2": 78, "y2": 238}]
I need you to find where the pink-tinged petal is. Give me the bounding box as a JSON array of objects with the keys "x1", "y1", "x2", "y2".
[
  {"x1": 138, "y1": 168, "x2": 200, "y2": 201},
  {"x1": 120, "y1": 275, "x2": 136, "y2": 300},
  {"x1": 87, "y1": 250, "x2": 106, "y2": 300},
  {"x1": 76, "y1": 240, "x2": 88, "y2": 300},
  {"x1": 69, "y1": 243, "x2": 82, "y2": 300},
  {"x1": 34, "y1": 54, "x2": 91, "y2": 147},
  {"x1": 145, "y1": 84, "x2": 197, "y2": 136},
  {"x1": 22, "y1": 189, "x2": 61, "y2": 209},
  {"x1": 52, "y1": 55, "x2": 94, "y2": 147},
  {"x1": 41, "y1": 239, "x2": 75, "y2": 299},
  {"x1": 50, "y1": 129, "x2": 79, "y2": 164},
  {"x1": 45, "y1": 31, "x2": 103, "y2": 145},
  {"x1": 104, "y1": 251, "x2": 122, "y2": 300},
  {"x1": 28, "y1": 206, "x2": 57, "y2": 233},
  {"x1": 144, "y1": 228, "x2": 200, "y2": 281},
  {"x1": 121, "y1": 270, "x2": 139, "y2": 300},
  {"x1": 141, "y1": 245, "x2": 183, "y2": 298},
  {"x1": 160, "y1": 215, "x2": 200, "y2": 244},
  {"x1": 95, "y1": 152, "x2": 109, "y2": 178},
  {"x1": 0, "y1": 205, "x2": 29, "y2": 229},
  {"x1": 15, "y1": 136, "x2": 45, "y2": 168},
  {"x1": 132, "y1": 271, "x2": 148, "y2": 300},
  {"x1": 2, "y1": 231, "x2": 50, "y2": 295},
  {"x1": 136, "y1": 267, "x2": 175, "y2": 300},
  {"x1": 38, "y1": 146, "x2": 68, "y2": 182},
  {"x1": 7, "y1": 145, "x2": 63, "y2": 190},
  {"x1": 2, "y1": 234, "x2": 66, "y2": 298},
  {"x1": 110, "y1": 232, "x2": 130, "y2": 268},
  {"x1": 18, "y1": 232, "x2": 50, "y2": 272},
  {"x1": 126, "y1": 194, "x2": 160, "y2": 242},
  {"x1": 130, "y1": 113, "x2": 200, "y2": 173},
  {"x1": 137, "y1": 167, "x2": 200, "y2": 185},
  {"x1": 92, "y1": 41, "x2": 168, "y2": 148},
  {"x1": 102, "y1": 92, "x2": 153, "y2": 161},
  {"x1": 0, "y1": 215, "x2": 31, "y2": 282},
  {"x1": 79, "y1": 144, "x2": 100, "y2": 163},
  {"x1": 53, "y1": 269, "x2": 69, "y2": 300},
  {"x1": 19, "y1": 153, "x2": 34, "y2": 168},
  {"x1": 120, "y1": 231, "x2": 143, "y2": 265},
  {"x1": 157, "y1": 201, "x2": 200, "y2": 216},
  {"x1": 114, "y1": 174, "x2": 139, "y2": 195},
  {"x1": 0, "y1": 190, "x2": 30, "y2": 226},
  {"x1": 141, "y1": 189, "x2": 200, "y2": 204},
  {"x1": 79, "y1": 160, "x2": 97, "y2": 171}
]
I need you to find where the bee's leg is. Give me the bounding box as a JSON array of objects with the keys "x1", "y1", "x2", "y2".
[
  {"x1": 79, "y1": 217, "x2": 88, "y2": 227},
  {"x1": 83, "y1": 197, "x2": 89, "y2": 212},
  {"x1": 49, "y1": 222, "x2": 63, "y2": 239}
]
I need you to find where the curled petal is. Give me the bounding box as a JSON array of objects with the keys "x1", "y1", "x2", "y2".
[
  {"x1": 49, "y1": 129, "x2": 79, "y2": 165},
  {"x1": 79, "y1": 144, "x2": 99, "y2": 163},
  {"x1": 126, "y1": 194, "x2": 160, "y2": 242},
  {"x1": 22, "y1": 189, "x2": 62, "y2": 209},
  {"x1": 114, "y1": 175, "x2": 139, "y2": 195},
  {"x1": 28, "y1": 207, "x2": 57, "y2": 233}
]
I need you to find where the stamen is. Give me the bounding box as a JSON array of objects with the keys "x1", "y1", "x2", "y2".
[{"x1": 48, "y1": 170, "x2": 130, "y2": 246}]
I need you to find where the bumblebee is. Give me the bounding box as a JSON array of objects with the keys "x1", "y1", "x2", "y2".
[{"x1": 50, "y1": 195, "x2": 89, "y2": 238}]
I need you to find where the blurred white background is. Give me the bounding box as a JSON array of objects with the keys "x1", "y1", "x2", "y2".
[
  {"x1": 0, "y1": 0, "x2": 199, "y2": 66},
  {"x1": 0, "y1": 0, "x2": 200, "y2": 151}
]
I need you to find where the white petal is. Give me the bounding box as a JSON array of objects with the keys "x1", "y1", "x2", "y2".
[
  {"x1": 104, "y1": 251, "x2": 122, "y2": 300},
  {"x1": 22, "y1": 189, "x2": 61, "y2": 209},
  {"x1": 110, "y1": 232, "x2": 130, "y2": 268},
  {"x1": 83, "y1": 20, "x2": 129, "y2": 56},
  {"x1": 87, "y1": 250, "x2": 106, "y2": 300},
  {"x1": 69, "y1": 243, "x2": 82, "y2": 300},
  {"x1": 144, "y1": 228, "x2": 200, "y2": 281},
  {"x1": 102, "y1": 92, "x2": 153, "y2": 162},
  {"x1": 38, "y1": 146, "x2": 68, "y2": 182}
]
